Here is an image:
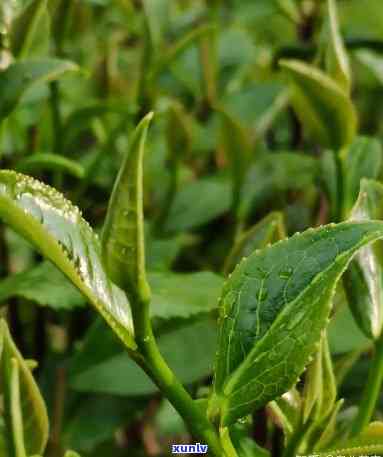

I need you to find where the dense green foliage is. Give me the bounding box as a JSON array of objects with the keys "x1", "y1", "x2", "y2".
[{"x1": 1, "y1": 0, "x2": 383, "y2": 456}]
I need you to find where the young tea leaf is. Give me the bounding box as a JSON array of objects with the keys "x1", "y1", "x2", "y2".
[
  {"x1": 343, "y1": 179, "x2": 383, "y2": 339},
  {"x1": 16, "y1": 153, "x2": 85, "y2": 179},
  {"x1": 0, "y1": 170, "x2": 135, "y2": 349},
  {"x1": 212, "y1": 221, "x2": 383, "y2": 425},
  {"x1": 280, "y1": 59, "x2": 357, "y2": 150},
  {"x1": 0, "y1": 58, "x2": 78, "y2": 121},
  {"x1": 102, "y1": 113, "x2": 153, "y2": 303},
  {"x1": 326, "y1": 0, "x2": 351, "y2": 93},
  {"x1": 0, "y1": 320, "x2": 49, "y2": 456}
]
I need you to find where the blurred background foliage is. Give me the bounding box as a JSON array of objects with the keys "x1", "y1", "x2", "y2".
[{"x1": 1, "y1": 0, "x2": 383, "y2": 455}]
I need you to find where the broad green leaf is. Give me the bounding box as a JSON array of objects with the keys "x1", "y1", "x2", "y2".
[
  {"x1": 0, "y1": 58, "x2": 78, "y2": 121},
  {"x1": 164, "y1": 175, "x2": 231, "y2": 233},
  {"x1": 280, "y1": 59, "x2": 357, "y2": 150},
  {"x1": 212, "y1": 221, "x2": 383, "y2": 425},
  {"x1": 16, "y1": 153, "x2": 85, "y2": 178},
  {"x1": 102, "y1": 113, "x2": 153, "y2": 302},
  {"x1": 0, "y1": 261, "x2": 85, "y2": 310},
  {"x1": 326, "y1": 0, "x2": 351, "y2": 93},
  {"x1": 317, "y1": 421, "x2": 383, "y2": 456},
  {"x1": 148, "y1": 271, "x2": 223, "y2": 320},
  {"x1": 219, "y1": 108, "x2": 252, "y2": 219},
  {"x1": 0, "y1": 170, "x2": 135, "y2": 349},
  {"x1": 343, "y1": 179, "x2": 383, "y2": 339},
  {"x1": 0, "y1": 320, "x2": 49, "y2": 456},
  {"x1": 340, "y1": 137, "x2": 382, "y2": 218},
  {"x1": 224, "y1": 212, "x2": 286, "y2": 275},
  {"x1": 10, "y1": 0, "x2": 47, "y2": 58},
  {"x1": 70, "y1": 318, "x2": 217, "y2": 396}
]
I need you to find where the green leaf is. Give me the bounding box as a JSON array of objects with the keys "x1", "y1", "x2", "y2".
[
  {"x1": 70, "y1": 318, "x2": 217, "y2": 396},
  {"x1": 340, "y1": 137, "x2": 382, "y2": 218},
  {"x1": 343, "y1": 179, "x2": 383, "y2": 339},
  {"x1": 224, "y1": 212, "x2": 286, "y2": 275},
  {"x1": 16, "y1": 153, "x2": 85, "y2": 179},
  {"x1": 0, "y1": 261, "x2": 85, "y2": 310},
  {"x1": 10, "y1": 0, "x2": 47, "y2": 59},
  {"x1": 102, "y1": 113, "x2": 153, "y2": 302},
  {"x1": 0, "y1": 58, "x2": 78, "y2": 121},
  {"x1": 314, "y1": 400, "x2": 344, "y2": 451},
  {"x1": 64, "y1": 452, "x2": 81, "y2": 457},
  {"x1": 317, "y1": 421, "x2": 383, "y2": 456},
  {"x1": 212, "y1": 221, "x2": 383, "y2": 425},
  {"x1": 0, "y1": 319, "x2": 49, "y2": 456},
  {"x1": 280, "y1": 59, "x2": 357, "y2": 150},
  {"x1": 148, "y1": 271, "x2": 223, "y2": 320},
  {"x1": 164, "y1": 175, "x2": 232, "y2": 233},
  {"x1": 326, "y1": 0, "x2": 351, "y2": 93},
  {"x1": 0, "y1": 170, "x2": 135, "y2": 349}
]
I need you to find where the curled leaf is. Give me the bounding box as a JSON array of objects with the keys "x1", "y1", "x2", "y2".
[{"x1": 0, "y1": 170, "x2": 135, "y2": 349}]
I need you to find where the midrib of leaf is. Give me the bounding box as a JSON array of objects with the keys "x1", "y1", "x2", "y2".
[
  {"x1": 0, "y1": 171, "x2": 135, "y2": 350},
  {"x1": 218, "y1": 222, "x2": 383, "y2": 421}
]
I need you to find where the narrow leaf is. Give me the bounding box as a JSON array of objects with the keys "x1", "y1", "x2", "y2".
[
  {"x1": 326, "y1": 0, "x2": 351, "y2": 92},
  {"x1": 268, "y1": 388, "x2": 301, "y2": 442},
  {"x1": 280, "y1": 59, "x2": 357, "y2": 150},
  {"x1": 344, "y1": 179, "x2": 383, "y2": 339},
  {"x1": 10, "y1": 0, "x2": 47, "y2": 59},
  {"x1": 102, "y1": 113, "x2": 153, "y2": 302},
  {"x1": 0, "y1": 58, "x2": 78, "y2": 121},
  {"x1": 0, "y1": 320, "x2": 49, "y2": 456},
  {"x1": 0, "y1": 171, "x2": 135, "y2": 349},
  {"x1": 212, "y1": 221, "x2": 383, "y2": 425}
]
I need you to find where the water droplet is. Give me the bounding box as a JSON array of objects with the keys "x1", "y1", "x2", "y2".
[{"x1": 279, "y1": 266, "x2": 293, "y2": 279}]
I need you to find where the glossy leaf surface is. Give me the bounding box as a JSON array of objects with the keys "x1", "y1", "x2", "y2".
[
  {"x1": 0, "y1": 170, "x2": 135, "y2": 348},
  {"x1": 213, "y1": 221, "x2": 383, "y2": 425},
  {"x1": 102, "y1": 113, "x2": 152, "y2": 300},
  {"x1": 344, "y1": 179, "x2": 383, "y2": 339},
  {"x1": 280, "y1": 59, "x2": 357, "y2": 150},
  {"x1": 0, "y1": 59, "x2": 78, "y2": 121},
  {"x1": 0, "y1": 320, "x2": 49, "y2": 456}
]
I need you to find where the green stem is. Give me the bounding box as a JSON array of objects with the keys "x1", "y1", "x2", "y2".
[
  {"x1": 351, "y1": 335, "x2": 383, "y2": 435},
  {"x1": 131, "y1": 296, "x2": 223, "y2": 456},
  {"x1": 220, "y1": 427, "x2": 239, "y2": 457}
]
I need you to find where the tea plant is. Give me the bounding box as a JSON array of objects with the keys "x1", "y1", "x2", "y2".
[{"x1": 1, "y1": 0, "x2": 383, "y2": 456}]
